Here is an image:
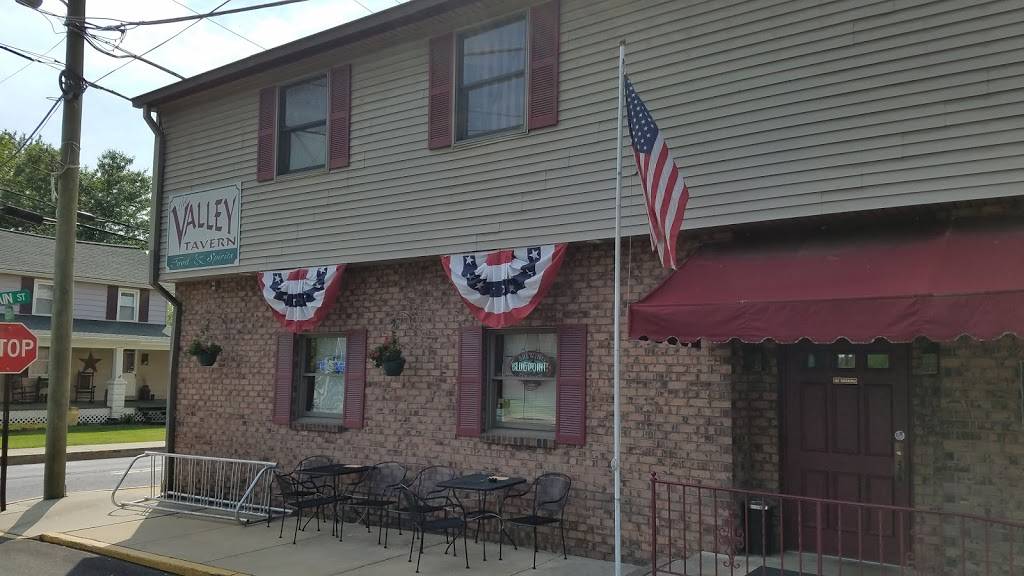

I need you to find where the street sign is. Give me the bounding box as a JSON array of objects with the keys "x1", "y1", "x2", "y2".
[
  {"x1": 0, "y1": 323, "x2": 37, "y2": 374},
  {"x1": 0, "y1": 290, "x2": 30, "y2": 307}
]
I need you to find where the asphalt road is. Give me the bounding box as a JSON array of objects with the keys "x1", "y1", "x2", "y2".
[
  {"x1": 4, "y1": 456, "x2": 157, "y2": 503},
  {"x1": 0, "y1": 536, "x2": 170, "y2": 575}
]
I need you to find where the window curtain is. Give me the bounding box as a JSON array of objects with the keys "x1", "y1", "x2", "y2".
[{"x1": 462, "y1": 19, "x2": 526, "y2": 136}]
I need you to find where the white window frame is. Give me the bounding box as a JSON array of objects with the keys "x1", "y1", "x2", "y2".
[
  {"x1": 484, "y1": 327, "x2": 558, "y2": 433},
  {"x1": 32, "y1": 279, "x2": 54, "y2": 316},
  {"x1": 277, "y1": 74, "x2": 328, "y2": 176},
  {"x1": 454, "y1": 12, "x2": 530, "y2": 143},
  {"x1": 117, "y1": 288, "x2": 140, "y2": 322},
  {"x1": 297, "y1": 333, "x2": 347, "y2": 420}
]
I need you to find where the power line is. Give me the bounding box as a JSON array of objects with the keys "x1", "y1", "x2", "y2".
[
  {"x1": 1, "y1": 203, "x2": 146, "y2": 244},
  {"x1": 0, "y1": 43, "x2": 63, "y2": 71},
  {"x1": 0, "y1": 42, "x2": 132, "y2": 100},
  {"x1": 0, "y1": 37, "x2": 64, "y2": 86},
  {"x1": 166, "y1": 0, "x2": 265, "y2": 51},
  {"x1": 91, "y1": 0, "x2": 312, "y2": 31},
  {"x1": 0, "y1": 188, "x2": 149, "y2": 234},
  {"x1": 0, "y1": 97, "x2": 64, "y2": 174},
  {"x1": 81, "y1": 31, "x2": 185, "y2": 79},
  {"x1": 93, "y1": 0, "x2": 234, "y2": 85}
]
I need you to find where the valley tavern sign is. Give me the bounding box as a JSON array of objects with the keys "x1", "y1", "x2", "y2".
[{"x1": 166, "y1": 183, "x2": 241, "y2": 271}]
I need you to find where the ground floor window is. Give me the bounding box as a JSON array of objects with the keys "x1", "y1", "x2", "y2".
[
  {"x1": 299, "y1": 334, "x2": 347, "y2": 418},
  {"x1": 486, "y1": 329, "x2": 557, "y2": 432},
  {"x1": 123, "y1": 349, "x2": 136, "y2": 374}
]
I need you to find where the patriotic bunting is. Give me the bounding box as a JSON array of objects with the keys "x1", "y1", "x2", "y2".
[
  {"x1": 257, "y1": 265, "x2": 346, "y2": 333},
  {"x1": 441, "y1": 244, "x2": 567, "y2": 329}
]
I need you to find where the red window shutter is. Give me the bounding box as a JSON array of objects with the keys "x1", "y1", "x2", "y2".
[
  {"x1": 556, "y1": 324, "x2": 587, "y2": 445},
  {"x1": 106, "y1": 286, "x2": 118, "y2": 320},
  {"x1": 528, "y1": 0, "x2": 560, "y2": 130},
  {"x1": 328, "y1": 64, "x2": 352, "y2": 170},
  {"x1": 272, "y1": 332, "x2": 295, "y2": 426},
  {"x1": 20, "y1": 277, "x2": 33, "y2": 314},
  {"x1": 256, "y1": 87, "x2": 277, "y2": 182},
  {"x1": 343, "y1": 329, "x2": 367, "y2": 429},
  {"x1": 138, "y1": 289, "x2": 150, "y2": 323},
  {"x1": 456, "y1": 325, "x2": 484, "y2": 437},
  {"x1": 427, "y1": 33, "x2": 454, "y2": 149}
]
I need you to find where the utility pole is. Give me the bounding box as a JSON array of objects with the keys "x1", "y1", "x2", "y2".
[{"x1": 43, "y1": 0, "x2": 86, "y2": 500}]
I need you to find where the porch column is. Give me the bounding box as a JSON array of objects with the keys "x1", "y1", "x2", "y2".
[{"x1": 107, "y1": 347, "x2": 126, "y2": 419}]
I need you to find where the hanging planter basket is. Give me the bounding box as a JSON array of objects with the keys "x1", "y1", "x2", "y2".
[
  {"x1": 187, "y1": 326, "x2": 222, "y2": 367},
  {"x1": 381, "y1": 357, "x2": 406, "y2": 376},
  {"x1": 195, "y1": 349, "x2": 221, "y2": 367},
  {"x1": 371, "y1": 332, "x2": 405, "y2": 377}
]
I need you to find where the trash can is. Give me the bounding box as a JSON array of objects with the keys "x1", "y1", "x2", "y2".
[{"x1": 744, "y1": 499, "x2": 776, "y2": 556}]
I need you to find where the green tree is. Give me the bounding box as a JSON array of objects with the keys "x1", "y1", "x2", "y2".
[{"x1": 0, "y1": 130, "x2": 150, "y2": 246}]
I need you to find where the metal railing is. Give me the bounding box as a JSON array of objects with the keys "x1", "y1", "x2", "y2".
[
  {"x1": 650, "y1": 472, "x2": 1024, "y2": 576},
  {"x1": 112, "y1": 451, "x2": 285, "y2": 524}
]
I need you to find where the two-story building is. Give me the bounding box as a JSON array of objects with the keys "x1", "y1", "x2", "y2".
[
  {"x1": 133, "y1": 0, "x2": 1024, "y2": 569},
  {"x1": 3, "y1": 229, "x2": 172, "y2": 425}
]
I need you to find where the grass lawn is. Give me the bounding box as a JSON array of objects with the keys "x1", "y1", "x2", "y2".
[{"x1": 6, "y1": 424, "x2": 165, "y2": 450}]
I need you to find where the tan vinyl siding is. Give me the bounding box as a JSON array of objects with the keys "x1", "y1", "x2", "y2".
[
  {"x1": 157, "y1": 0, "x2": 1024, "y2": 278},
  {"x1": 73, "y1": 282, "x2": 108, "y2": 321},
  {"x1": 148, "y1": 291, "x2": 168, "y2": 325}
]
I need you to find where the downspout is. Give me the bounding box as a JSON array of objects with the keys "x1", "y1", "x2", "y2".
[{"x1": 143, "y1": 105, "x2": 181, "y2": 455}]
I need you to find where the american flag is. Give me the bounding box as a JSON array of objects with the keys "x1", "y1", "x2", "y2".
[{"x1": 625, "y1": 76, "x2": 690, "y2": 269}]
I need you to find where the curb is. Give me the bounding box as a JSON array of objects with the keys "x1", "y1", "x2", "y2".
[
  {"x1": 38, "y1": 533, "x2": 247, "y2": 576},
  {"x1": 7, "y1": 445, "x2": 164, "y2": 466}
]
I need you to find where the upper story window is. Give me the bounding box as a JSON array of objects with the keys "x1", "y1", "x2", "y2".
[
  {"x1": 456, "y1": 17, "x2": 527, "y2": 141},
  {"x1": 118, "y1": 288, "x2": 140, "y2": 322},
  {"x1": 486, "y1": 329, "x2": 557, "y2": 432},
  {"x1": 33, "y1": 280, "x2": 53, "y2": 316},
  {"x1": 278, "y1": 76, "x2": 327, "y2": 174}
]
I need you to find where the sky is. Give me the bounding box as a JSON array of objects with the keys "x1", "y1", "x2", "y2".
[{"x1": 0, "y1": 0, "x2": 409, "y2": 173}]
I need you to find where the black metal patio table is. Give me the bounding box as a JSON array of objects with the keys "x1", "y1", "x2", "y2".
[
  {"x1": 299, "y1": 463, "x2": 371, "y2": 536},
  {"x1": 437, "y1": 473, "x2": 526, "y2": 561}
]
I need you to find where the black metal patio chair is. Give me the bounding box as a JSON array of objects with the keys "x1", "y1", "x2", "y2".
[
  {"x1": 272, "y1": 470, "x2": 340, "y2": 544},
  {"x1": 397, "y1": 484, "x2": 469, "y2": 573},
  {"x1": 295, "y1": 455, "x2": 334, "y2": 488},
  {"x1": 341, "y1": 461, "x2": 407, "y2": 546},
  {"x1": 295, "y1": 455, "x2": 335, "y2": 531},
  {"x1": 394, "y1": 465, "x2": 457, "y2": 535},
  {"x1": 504, "y1": 473, "x2": 572, "y2": 569}
]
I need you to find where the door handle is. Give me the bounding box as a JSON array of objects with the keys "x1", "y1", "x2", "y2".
[{"x1": 894, "y1": 430, "x2": 906, "y2": 483}]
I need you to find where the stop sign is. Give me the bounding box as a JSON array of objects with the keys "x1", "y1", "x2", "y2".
[{"x1": 0, "y1": 323, "x2": 38, "y2": 374}]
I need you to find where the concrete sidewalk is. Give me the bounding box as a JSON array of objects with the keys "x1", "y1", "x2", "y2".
[
  {"x1": 6, "y1": 441, "x2": 165, "y2": 465},
  {"x1": 0, "y1": 488, "x2": 644, "y2": 576}
]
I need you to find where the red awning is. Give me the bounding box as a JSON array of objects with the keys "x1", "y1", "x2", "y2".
[{"x1": 629, "y1": 222, "x2": 1024, "y2": 344}]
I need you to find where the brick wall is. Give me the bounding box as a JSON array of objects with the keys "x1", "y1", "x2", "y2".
[
  {"x1": 911, "y1": 336, "x2": 1024, "y2": 517},
  {"x1": 173, "y1": 240, "x2": 734, "y2": 561},
  {"x1": 730, "y1": 342, "x2": 780, "y2": 493}
]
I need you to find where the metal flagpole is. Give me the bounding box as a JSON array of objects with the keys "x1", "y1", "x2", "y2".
[{"x1": 612, "y1": 39, "x2": 626, "y2": 576}]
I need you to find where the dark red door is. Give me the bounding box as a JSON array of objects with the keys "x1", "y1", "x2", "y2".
[{"x1": 783, "y1": 343, "x2": 910, "y2": 563}]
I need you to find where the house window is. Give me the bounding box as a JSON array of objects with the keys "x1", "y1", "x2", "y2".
[
  {"x1": 299, "y1": 334, "x2": 347, "y2": 418},
  {"x1": 33, "y1": 280, "x2": 53, "y2": 315},
  {"x1": 456, "y1": 16, "x2": 527, "y2": 141},
  {"x1": 278, "y1": 76, "x2": 327, "y2": 174},
  {"x1": 29, "y1": 346, "x2": 49, "y2": 378},
  {"x1": 486, "y1": 329, "x2": 557, "y2": 432},
  {"x1": 118, "y1": 289, "x2": 139, "y2": 322},
  {"x1": 123, "y1": 350, "x2": 136, "y2": 374}
]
